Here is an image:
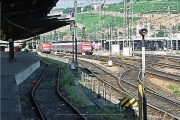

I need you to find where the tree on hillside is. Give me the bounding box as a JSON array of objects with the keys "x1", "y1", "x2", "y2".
[
  {"x1": 160, "y1": 25, "x2": 166, "y2": 30},
  {"x1": 51, "y1": 8, "x2": 64, "y2": 12},
  {"x1": 155, "y1": 31, "x2": 166, "y2": 37},
  {"x1": 178, "y1": 25, "x2": 180, "y2": 31},
  {"x1": 77, "y1": 7, "x2": 81, "y2": 13},
  {"x1": 63, "y1": 7, "x2": 74, "y2": 14},
  {"x1": 83, "y1": 5, "x2": 93, "y2": 12},
  {"x1": 58, "y1": 32, "x2": 67, "y2": 40}
]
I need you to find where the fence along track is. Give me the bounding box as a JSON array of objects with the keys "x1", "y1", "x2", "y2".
[{"x1": 79, "y1": 59, "x2": 131, "y2": 101}]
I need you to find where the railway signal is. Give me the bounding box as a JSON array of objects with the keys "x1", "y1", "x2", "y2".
[{"x1": 139, "y1": 28, "x2": 148, "y2": 120}]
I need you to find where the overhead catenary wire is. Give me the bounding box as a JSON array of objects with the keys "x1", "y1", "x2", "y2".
[{"x1": 4, "y1": 17, "x2": 36, "y2": 37}]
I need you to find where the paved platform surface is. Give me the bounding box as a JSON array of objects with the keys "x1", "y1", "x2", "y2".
[{"x1": 1, "y1": 52, "x2": 41, "y2": 120}]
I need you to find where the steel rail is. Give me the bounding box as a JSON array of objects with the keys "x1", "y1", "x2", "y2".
[
  {"x1": 31, "y1": 65, "x2": 50, "y2": 120},
  {"x1": 56, "y1": 66, "x2": 87, "y2": 120}
]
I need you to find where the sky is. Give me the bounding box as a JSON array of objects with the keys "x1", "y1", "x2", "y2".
[{"x1": 56, "y1": 0, "x2": 123, "y2": 8}]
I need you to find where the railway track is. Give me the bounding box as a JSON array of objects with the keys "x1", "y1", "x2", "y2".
[
  {"x1": 156, "y1": 55, "x2": 180, "y2": 66},
  {"x1": 79, "y1": 59, "x2": 129, "y2": 97},
  {"x1": 79, "y1": 60, "x2": 137, "y2": 120},
  {"x1": 31, "y1": 64, "x2": 86, "y2": 120},
  {"x1": 78, "y1": 56, "x2": 180, "y2": 119},
  {"x1": 152, "y1": 62, "x2": 180, "y2": 75},
  {"x1": 42, "y1": 53, "x2": 180, "y2": 119},
  {"x1": 147, "y1": 66, "x2": 180, "y2": 81},
  {"x1": 119, "y1": 65, "x2": 180, "y2": 119}
]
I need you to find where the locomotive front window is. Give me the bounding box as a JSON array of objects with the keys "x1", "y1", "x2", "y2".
[{"x1": 83, "y1": 44, "x2": 90, "y2": 46}]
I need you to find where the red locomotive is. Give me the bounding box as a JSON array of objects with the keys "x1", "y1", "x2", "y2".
[
  {"x1": 38, "y1": 43, "x2": 51, "y2": 53},
  {"x1": 14, "y1": 42, "x2": 23, "y2": 51}
]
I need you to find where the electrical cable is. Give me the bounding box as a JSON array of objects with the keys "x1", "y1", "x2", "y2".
[{"x1": 4, "y1": 17, "x2": 36, "y2": 36}]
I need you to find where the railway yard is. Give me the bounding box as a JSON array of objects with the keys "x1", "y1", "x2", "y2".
[
  {"x1": 17, "y1": 51, "x2": 180, "y2": 120},
  {"x1": 2, "y1": 0, "x2": 180, "y2": 120}
]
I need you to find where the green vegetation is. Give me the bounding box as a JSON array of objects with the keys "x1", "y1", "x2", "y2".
[
  {"x1": 78, "y1": 13, "x2": 123, "y2": 31},
  {"x1": 114, "y1": 54, "x2": 125, "y2": 60},
  {"x1": 104, "y1": 0, "x2": 179, "y2": 13},
  {"x1": 58, "y1": 25, "x2": 86, "y2": 39},
  {"x1": 41, "y1": 58, "x2": 69, "y2": 71},
  {"x1": 41, "y1": 57, "x2": 59, "y2": 66},
  {"x1": 77, "y1": 13, "x2": 138, "y2": 39},
  {"x1": 167, "y1": 84, "x2": 180, "y2": 95},
  {"x1": 51, "y1": 7, "x2": 81, "y2": 14},
  {"x1": 83, "y1": 5, "x2": 93, "y2": 12},
  {"x1": 41, "y1": 57, "x2": 137, "y2": 119},
  {"x1": 51, "y1": 0, "x2": 179, "y2": 40},
  {"x1": 52, "y1": 0, "x2": 179, "y2": 14},
  {"x1": 60, "y1": 74, "x2": 75, "y2": 86},
  {"x1": 104, "y1": 3, "x2": 124, "y2": 12},
  {"x1": 41, "y1": 57, "x2": 85, "y2": 105},
  {"x1": 63, "y1": 84, "x2": 85, "y2": 105}
]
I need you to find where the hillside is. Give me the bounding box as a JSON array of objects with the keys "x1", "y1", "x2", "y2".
[
  {"x1": 53, "y1": 0, "x2": 179, "y2": 38},
  {"x1": 104, "y1": 0, "x2": 179, "y2": 13},
  {"x1": 118, "y1": 15, "x2": 179, "y2": 38}
]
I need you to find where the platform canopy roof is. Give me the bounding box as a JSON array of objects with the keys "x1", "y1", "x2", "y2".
[{"x1": 1, "y1": 0, "x2": 72, "y2": 40}]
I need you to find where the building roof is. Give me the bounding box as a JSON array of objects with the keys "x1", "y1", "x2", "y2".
[{"x1": 2, "y1": 0, "x2": 72, "y2": 40}]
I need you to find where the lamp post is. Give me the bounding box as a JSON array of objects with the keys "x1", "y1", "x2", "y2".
[
  {"x1": 74, "y1": 0, "x2": 78, "y2": 70},
  {"x1": 103, "y1": 40, "x2": 106, "y2": 51},
  {"x1": 54, "y1": 30, "x2": 57, "y2": 42},
  {"x1": 82, "y1": 27, "x2": 86, "y2": 41},
  {"x1": 108, "y1": 24, "x2": 111, "y2": 53},
  {"x1": 70, "y1": 22, "x2": 75, "y2": 64},
  {"x1": 114, "y1": 26, "x2": 118, "y2": 44},
  {"x1": 139, "y1": 28, "x2": 148, "y2": 120}
]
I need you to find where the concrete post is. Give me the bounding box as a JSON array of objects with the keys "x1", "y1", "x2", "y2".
[
  {"x1": 92, "y1": 79, "x2": 94, "y2": 91},
  {"x1": 103, "y1": 83, "x2": 104, "y2": 99},
  {"x1": 9, "y1": 39, "x2": 14, "y2": 60},
  {"x1": 109, "y1": 86, "x2": 112, "y2": 103},
  {"x1": 104, "y1": 84, "x2": 106, "y2": 101},
  {"x1": 98, "y1": 81, "x2": 101, "y2": 98}
]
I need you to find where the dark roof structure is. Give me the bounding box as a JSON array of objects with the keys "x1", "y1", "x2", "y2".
[{"x1": 1, "y1": 0, "x2": 72, "y2": 40}]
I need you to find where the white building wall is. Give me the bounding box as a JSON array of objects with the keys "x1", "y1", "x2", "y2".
[{"x1": 136, "y1": 23, "x2": 152, "y2": 38}]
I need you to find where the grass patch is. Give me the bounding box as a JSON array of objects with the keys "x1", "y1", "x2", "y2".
[
  {"x1": 41, "y1": 57, "x2": 55, "y2": 65},
  {"x1": 167, "y1": 84, "x2": 180, "y2": 95},
  {"x1": 104, "y1": 1, "x2": 179, "y2": 14},
  {"x1": 114, "y1": 54, "x2": 125, "y2": 59},
  {"x1": 60, "y1": 74, "x2": 75, "y2": 86},
  {"x1": 63, "y1": 84, "x2": 85, "y2": 105},
  {"x1": 41, "y1": 57, "x2": 65, "y2": 66},
  {"x1": 41, "y1": 57, "x2": 75, "y2": 85},
  {"x1": 63, "y1": 84, "x2": 73, "y2": 94},
  {"x1": 77, "y1": 13, "x2": 139, "y2": 33},
  {"x1": 71, "y1": 94, "x2": 85, "y2": 105}
]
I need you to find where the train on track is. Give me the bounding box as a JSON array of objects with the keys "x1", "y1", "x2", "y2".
[
  {"x1": 38, "y1": 43, "x2": 51, "y2": 53},
  {"x1": 0, "y1": 40, "x2": 24, "y2": 51},
  {"x1": 51, "y1": 41, "x2": 93, "y2": 55},
  {"x1": 14, "y1": 41, "x2": 23, "y2": 51}
]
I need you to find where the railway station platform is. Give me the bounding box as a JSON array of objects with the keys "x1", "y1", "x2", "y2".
[{"x1": 1, "y1": 51, "x2": 41, "y2": 120}]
